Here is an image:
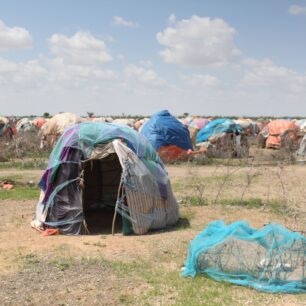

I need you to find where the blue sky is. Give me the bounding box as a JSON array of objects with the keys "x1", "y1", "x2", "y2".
[{"x1": 0, "y1": 0, "x2": 306, "y2": 116}]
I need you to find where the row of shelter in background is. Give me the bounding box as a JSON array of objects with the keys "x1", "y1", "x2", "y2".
[
  {"x1": 2, "y1": 112, "x2": 305, "y2": 293},
  {"x1": 1, "y1": 112, "x2": 306, "y2": 162}
]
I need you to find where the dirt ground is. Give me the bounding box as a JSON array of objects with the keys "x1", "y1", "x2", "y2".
[{"x1": 0, "y1": 164, "x2": 305, "y2": 305}]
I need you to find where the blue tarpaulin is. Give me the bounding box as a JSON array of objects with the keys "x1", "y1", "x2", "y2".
[
  {"x1": 196, "y1": 119, "x2": 242, "y2": 144},
  {"x1": 141, "y1": 110, "x2": 192, "y2": 150}
]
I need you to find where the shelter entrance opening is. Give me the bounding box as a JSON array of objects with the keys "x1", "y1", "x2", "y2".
[{"x1": 82, "y1": 152, "x2": 122, "y2": 234}]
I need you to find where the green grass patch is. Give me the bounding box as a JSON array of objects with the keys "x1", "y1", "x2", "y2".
[
  {"x1": 0, "y1": 159, "x2": 47, "y2": 170},
  {"x1": 0, "y1": 174, "x2": 23, "y2": 181},
  {"x1": 181, "y1": 196, "x2": 208, "y2": 207},
  {"x1": 220, "y1": 198, "x2": 263, "y2": 209},
  {"x1": 0, "y1": 185, "x2": 40, "y2": 200}
]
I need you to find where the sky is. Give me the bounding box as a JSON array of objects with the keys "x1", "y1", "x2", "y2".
[{"x1": 0, "y1": 0, "x2": 306, "y2": 117}]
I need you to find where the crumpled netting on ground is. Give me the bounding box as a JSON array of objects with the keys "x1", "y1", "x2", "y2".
[
  {"x1": 182, "y1": 221, "x2": 306, "y2": 293},
  {"x1": 37, "y1": 122, "x2": 177, "y2": 233}
]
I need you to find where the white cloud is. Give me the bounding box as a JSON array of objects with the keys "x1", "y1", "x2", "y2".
[
  {"x1": 289, "y1": 5, "x2": 306, "y2": 16},
  {"x1": 49, "y1": 58, "x2": 116, "y2": 84},
  {"x1": 0, "y1": 57, "x2": 47, "y2": 89},
  {"x1": 168, "y1": 14, "x2": 176, "y2": 24},
  {"x1": 112, "y1": 16, "x2": 138, "y2": 28},
  {"x1": 0, "y1": 30, "x2": 116, "y2": 96},
  {"x1": 1, "y1": 22, "x2": 305, "y2": 117},
  {"x1": 183, "y1": 73, "x2": 220, "y2": 87},
  {"x1": 241, "y1": 58, "x2": 306, "y2": 97},
  {"x1": 49, "y1": 31, "x2": 112, "y2": 66},
  {"x1": 0, "y1": 20, "x2": 32, "y2": 51},
  {"x1": 139, "y1": 60, "x2": 153, "y2": 68},
  {"x1": 46, "y1": 31, "x2": 116, "y2": 85},
  {"x1": 124, "y1": 64, "x2": 166, "y2": 88},
  {"x1": 117, "y1": 54, "x2": 125, "y2": 61},
  {"x1": 156, "y1": 15, "x2": 240, "y2": 67},
  {"x1": 105, "y1": 35, "x2": 116, "y2": 43}
]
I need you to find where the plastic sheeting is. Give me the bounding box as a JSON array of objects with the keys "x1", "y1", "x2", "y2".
[
  {"x1": 296, "y1": 119, "x2": 306, "y2": 131},
  {"x1": 183, "y1": 117, "x2": 209, "y2": 130},
  {"x1": 196, "y1": 119, "x2": 242, "y2": 144},
  {"x1": 0, "y1": 116, "x2": 9, "y2": 125},
  {"x1": 16, "y1": 118, "x2": 37, "y2": 133},
  {"x1": 182, "y1": 220, "x2": 306, "y2": 293},
  {"x1": 33, "y1": 117, "x2": 47, "y2": 128},
  {"x1": 264, "y1": 120, "x2": 299, "y2": 149},
  {"x1": 295, "y1": 134, "x2": 306, "y2": 160},
  {"x1": 141, "y1": 110, "x2": 192, "y2": 151},
  {"x1": 34, "y1": 122, "x2": 179, "y2": 235},
  {"x1": 41, "y1": 112, "x2": 84, "y2": 137}
]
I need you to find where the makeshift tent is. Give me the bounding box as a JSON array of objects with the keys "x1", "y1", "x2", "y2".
[
  {"x1": 235, "y1": 119, "x2": 259, "y2": 136},
  {"x1": 33, "y1": 117, "x2": 47, "y2": 128},
  {"x1": 40, "y1": 112, "x2": 84, "y2": 148},
  {"x1": 295, "y1": 119, "x2": 306, "y2": 132},
  {"x1": 31, "y1": 122, "x2": 179, "y2": 235},
  {"x1": 260, "y1": 120, "x2": 299, "y2": 150},
  {"x1": 182, "y1": 117, "x2": 210, "y2": 148},
  {"x1": 198, "y1": 133, "x2": 249, "y2": 158},
  {"x1": 112, "y1": 118, "x2": 135, "y2": 128},
  {"x1": 295, "y1": 134, "x2": 306, "y2": 161},
  {"x1": 141, "y1": 110, "x2": 192, "y2": 162},
  {"x1": 0, "y1": 116, "x2": 8, "y2": 125},
  {"x1": 135, "y1": 118, "x2": 149, "y2": 131},
  {"x1": 182, "y1": 220, "x2": 306, "y2": 293},
  {"x1": 90, "y1": 117, "x2": 113, "y2": 123},
  {"x1": 16, "y1": 118, "x2": 37, "y2": 133},
  {"x1": 196, "y1": 119, "x2": 242, "y2": 144},
  {"x1": 182, "y1": 117, "x2": 209, "y2": 130},
  {"x1": 0, "y1": 116, "x2": 16, "y2": 140},
  {"x1": 195, "y1": 119, "x2": 247, "y2": 158},
  {"x1": 0, "y1": 116, "x2": 8, "y2": 137}
]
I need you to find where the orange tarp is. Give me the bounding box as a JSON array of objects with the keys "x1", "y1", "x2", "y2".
[
  {"x1": 266, "y1": 120, "x2": 298, "y2": 149},
  {"x1": 33, "y1": 118, "x2": 47, "y2": 128},
  {"x1": 158, "y1": 145, "x2": 190, "y2": 163}
]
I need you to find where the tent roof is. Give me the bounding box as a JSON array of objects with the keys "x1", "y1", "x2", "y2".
[
  {"x1": 140, "y1": 110, "x2": 192, "y2": 150},
  {"x1": 196, "y1": 118, "x2": 242, "y2": 144},
  {"x1": 41, "y1": 112, "x2": 83, "y2": 136},
  {"x1": 39, "y1": 122, "x2": 164, "y2": 196}
]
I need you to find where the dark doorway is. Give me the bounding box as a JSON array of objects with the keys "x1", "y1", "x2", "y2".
[{"x1": 82, "y1": 154, "x2": 122, "y2": 234}]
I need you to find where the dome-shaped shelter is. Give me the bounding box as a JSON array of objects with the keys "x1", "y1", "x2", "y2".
[
  {"x1": 31, "y1": 122, "x2": 179, "y2": 235},
  {"x1": 196, "y1": 118, "x2": 242, "y2": 144},
  {"x1": 141, "y1": 110, "x2": 193, "y2": 162},
  {"x1": 259, "y1": 120, "x2": 300, "y2": 150},
  {"x1": 40, "y1": 112, "x2": 84, "y2": 148},
  {"x1": 195, "y1": 119, "x2": 248, "y2": 158},
  {"x1": 0, "y1": 116, "x2": 9, "y2": 136}
]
